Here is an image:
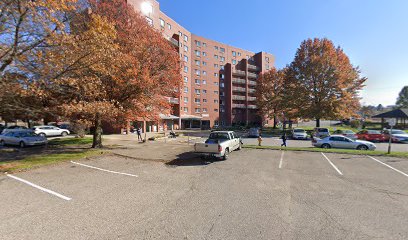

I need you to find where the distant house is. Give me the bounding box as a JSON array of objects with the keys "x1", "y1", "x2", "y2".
[{"x1": 372, "y1": 108, "x2": 408, "y2": 129}]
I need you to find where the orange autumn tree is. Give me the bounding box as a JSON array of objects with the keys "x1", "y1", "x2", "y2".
[
  {"x1": 286, "y1": 38, "x2": 366, "y2": 127},
  {"x1": 256, "y1": 67, "x2": 290, "y2": 128}
]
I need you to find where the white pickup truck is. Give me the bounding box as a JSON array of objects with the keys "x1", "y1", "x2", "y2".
[{"x1": 194, "y1": 131, "x2": 242, "y2": 160}]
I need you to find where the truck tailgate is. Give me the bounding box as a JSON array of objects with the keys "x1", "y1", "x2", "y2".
[{"x1": 194, "y1": 142, "x2": 219, "y2": 153}]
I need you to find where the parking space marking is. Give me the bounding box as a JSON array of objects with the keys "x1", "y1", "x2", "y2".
[
  {"x1": 279, "y1": 151, "x2": 284, "y2": 169},
  {"x1": 6, "y1": 174, "x2": 71, "y2": 201},
  {"x1": 321, "y1": 153, "x2": 343, "y2": 175},
  {"x1": 71, "y1": 161, "x2": 138, "y2": 177},
  {"x1": 367, "y1": 156, "x2": 408, "y2": 178}
]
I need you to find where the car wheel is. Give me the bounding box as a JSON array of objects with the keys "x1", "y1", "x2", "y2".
[
  {"x1": 39, "y1": 133, "x2": 46, "y2": 137},
  {"x1": 237, "y1": 143, "x2": 242, "y2": 150},
  {"x1": 357, "y1": 145, "x2": 368, "y2": 150},
  {"x1": 61, "y1": 131, "x2": 68, "y2": 137},
  {"x1": 222, "y1": 148, "x2": 229, "y2": 160},
  {"x1": 19, "y1": 141, "x2": 26, "y2": 148},
  {"x1": 321, "y1": 144, "x2": 331, "y2": 149},
  {"x1": 0, "y1": 140, "x2": 4, "y2": 146}
]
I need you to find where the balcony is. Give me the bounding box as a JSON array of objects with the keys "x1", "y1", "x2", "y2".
[
  {"x1": 170, "y1": 38, "x2": 179, "y2": 48},
  {"x1": 248, "y1": 105, "x2": 258, "y2": 109},
  {"x1": 232, "y1": 78, "x2": 246, "y2": 84},
  {"x1": 248, "y1": 72, "x2": 258, "y2": 79},
  {"x1": 232, "y1": 87, "x2": 246, "y2": 92},
  {"x1": 232, "y1": 95, "x2": 246, "y2": 100},
  {"x1": 248, "y1": 88, "x2": 256, "y2": 93},
  {"x1": 248, "y1": 80, "x2": 257, "y2": 86},
  {"x1": 248, "y1": 64, "x2": 259, "y2": 71},
  {"x1": 232, "y1": 104, "x2": 246, "y2": 109},
  {"x1": 167, "y1": 97, "x2": 179, "y2": 104},
  {"x1": 247, "y1": 96, "x2": 257, "y2": 101},
  {"x1": 232, "y1": 70, "x2": 246, "y2": 76}
]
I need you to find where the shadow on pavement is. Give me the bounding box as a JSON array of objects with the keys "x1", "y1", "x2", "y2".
[{"x1": 166, "y1": 152, "x2": 219, "y2": 167}]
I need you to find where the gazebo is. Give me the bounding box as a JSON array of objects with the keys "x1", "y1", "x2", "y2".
[{"x1": 372, "y1": 108, "x2": 408, "y2": 129}]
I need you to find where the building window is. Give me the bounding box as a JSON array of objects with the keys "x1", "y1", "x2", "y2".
[
  {"x1": 220, "y1": 57, "x2": 225, "y2": 62},
  {"x1": 195, "y1": 70, "x2": 200, "y2": 75},
  {"x1": 184, "y1": 97, "x2": 188, "y2": 103},
  {"x1": 220, "y1": 47, "x2": 225, "y2": 53},
  {"x1": 202, "y1": 52, "x2": 207, "y2": 56},
  {"x1": 167, "y1": 23, "x2": 171, "y2": 29},
  {"x1": 238, "y1": 52, "x2": 241, "y2": 56},
  {"x1": 214, "y1": 109, "x2": 219, "y2": 112},
  {"x1": 184, "y1": 66, "x2": 188, "y2": 73},
  {"x1": 184, "y1": 76, "x2": 188, "y2": 83},
  {"x1": 184, "y1": 35, "x2": 188, "y2": 42},
  {"x1": 195, "y1": 98, "x2": 200, "y2": 103},
  {"x1": 202, "y1": 61, "x2": 207, "y2": 66},
  {"x1": 214, "y1": 91, "x2": 219, "y2": 95},
  {"x1": 202, "y1": 89, "x2": 207, "y2": 93},
  {"x1": 214, "y1": 46, "x2": 218, "y2": 50},
  {"x1": 220, "y1": 100, "x2": 224, "y2": 105},
  {"x1": 214, "y1": 100, "x2": 219, "y2": 103},
  {"x1": 203, "y1": 108, "x2": 208, "y2": 112},
  {"x1": 220, "y1": 108, "x2": 225, "y2": 113},
  {"x1": 195, "y1": 108, "x2": 201, "y2": 113},
  {"x1": 220, "y1": 66, "x2": 224, "y2": 70},
  {"x1": 195, "y1": 89, "x2": 200, "y2": 94},
  {"x1": 184, "y1": 107, "x2": 188, "y2": 112},
  {"x1": 195, "y1": 50, "x2": 201, "y2": 57},
  {"x1": 202, "y1": 80, "x2": 207, "y2": 84},
  {"x1": 203, "y1": 71, "x2": 207, "y2": 76},
  {"x1": 214, "y1": 120, "x2": 219, "y2": 126},
  {"x1": 214, "y1": 73, "x2": 218, "y2": 77},
  {"x1": 214, "y1": 55, "x2": 218, "y2": 59},
  {"x1": 184, "y1": 55, "x2": 188, "y2": 62},
  {"x1": 195, "y1": 60, "x2": 200, "y2": 66},
  {"x1": 195, "y1": 79, "x2": 200, "y2": 84},
  {"x1": 203, "y1": 43, "x2": 207, "y2": 47},
  {"x1": 232, "y1": 60, "x2": 236, "y2": 65},
  {"x1": 232, "y1": 51, "x2": 236, "y2": 57},
  {"x1": 145, "y1": 17, "x2": 153, "y2": 26},
  {"x1": 159, "y1": 18, "x2": 165, "y2": 28},
  {"x1": 220, "y1": 82, "x2": 224, "y2": 88},
  {"x1": 184, "y1": 45, "x2": 188, "y2": 52},
  {"x1": 203, "y1": 99, "x2": 207, "y2": 103},
  {"x1": 214, "y1": 82, "x2": 219, "y2": 86},
  {"x1": 214, "y1": 64, "x2": 219, "y2": 68},
  {"x1": 266, "y1": 57, "x2": 270, "y2": 62},
  {"x1": 220, "y1": 91, "x2": 225, "y2": 97},
  {"x1": 195, "y1": 41, "x2": 201, "y2": 47},
  {"x1": 179, "y1": 31, "x2": 183, "y2": 36},
  {"x1": 246, "y1": 55, "x2": 250, "y2": 59},
  {"x1": 184, "y1": 87, "x2": 188, "y2": 93}
]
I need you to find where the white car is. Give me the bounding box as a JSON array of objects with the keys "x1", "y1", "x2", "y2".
[
  {"x1": 292, "y1": 128, "x2": 308, "y2": 140},
  {"x1": 33, "y1": 126, "x2": 70, "y2": 137}
]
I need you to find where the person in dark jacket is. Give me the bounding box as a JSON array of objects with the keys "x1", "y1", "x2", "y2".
[
  {"x1": 136, "y1": 127, "x2": 142, "y2": 141},
  {"x1": 281, "y1": 132, "x2": 287, "y2": 147}
]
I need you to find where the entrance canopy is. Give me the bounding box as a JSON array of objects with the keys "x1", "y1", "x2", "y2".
[
  {"x1": 181, "y1": 115, "x2": 202, "y2": 120},
  {"x1": 159, "y1": 114, "x2": 179, "y2": 120}
]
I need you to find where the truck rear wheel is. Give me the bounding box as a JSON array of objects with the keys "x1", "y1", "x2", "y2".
[{"x1": 222, "y1": 148, "x2": 229, "y2": 160}]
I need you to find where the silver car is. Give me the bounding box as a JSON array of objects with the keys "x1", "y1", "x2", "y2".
[
  {"x1": 0, "y1": 131, "x2": 48, "y2": 148},
  {"x1": 312, "y1": 135, "x2": 376, "y2": 150},
  {"x1": 292, "y1": 128, "x2": 308, "y2": 140}
]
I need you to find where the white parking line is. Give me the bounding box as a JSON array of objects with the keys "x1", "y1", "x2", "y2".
[
  {"x1": 321, "y1": 153, "x2": 343, "y2": 175},
  {"x1": 6, "y1": 174, "x2": 71, "y2": 201},
  {"x1": 279, "y1": 151, "x2": 285, "y2": 169},
  {"x1": 71, "y1": 161, "x2": 138, "y2": 177},
  {"x1": 367, "y1": 156, "x2": 408, "y2": 178}
]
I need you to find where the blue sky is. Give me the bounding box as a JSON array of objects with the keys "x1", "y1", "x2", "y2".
[{"x1": 160, "y1": 0, "x2": 408, "y2": 106}]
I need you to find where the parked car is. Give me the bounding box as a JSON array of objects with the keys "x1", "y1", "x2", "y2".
[
  {"x1": 313, "y1": 128, "x2": 330, "y2": 138},
  {"x1": 194, "y1": 131, "x2": 242, "y2": 160},
  {"x1": 332, "y1": 129, "x2": 357, "y2": 140},
  {"x1": 32, "y1": 125, "x2": 70, "y2": 137},
  {"x1": 312, "y1": 135, "x2": 376, "y2": 150},
  {"x1": 0, "y1": 131, "x2": 47, "y2": 148},
  {"x1": 383, "y1": 129, "x2": 408, "y2": 143},
  {"x1": 356, "y1": 130, "x2": 386, "y2": 142},
  {"x1": 1, "y1": 125, "x2": 28, "y2": 134},
  {"x1": 291, "y1": 128, "x2": 308, "y2": 140},
  {"x1": 248, "y1": 127, "x2": 260, "y2": 138}
]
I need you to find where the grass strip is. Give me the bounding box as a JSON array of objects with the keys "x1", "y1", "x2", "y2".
[
  {"x1": 243, "y1": 145, "x2": 408, "y2": 159},
  {"x1": 0, "y1": 150, "x2": 105, "y2": 173}
]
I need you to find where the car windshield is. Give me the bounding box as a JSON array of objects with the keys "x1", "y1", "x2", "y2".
[
  {"x1": 209, "y1": 132, "x2": 230, "y2": 140},
  {"x1": 318, "y1": 129, "x2": 329, "y2": 132},
  {"x1": 294, "y1": 129, "x2": 305, "y2": 133},
  {"x1": 392, "y1": 130, "x2": 405, "y2": 134},
  {"x1": 18, "y1": 132, "x2": 37, "y2": 137},
  {"x1": 368, "y1": 130, "x2": 381, "y2": 134},
  {"x1": 344, "y1": 130, "x2": 354, "y2": 134}
]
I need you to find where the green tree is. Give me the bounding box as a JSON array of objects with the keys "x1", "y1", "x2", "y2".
[
  {"x1": 286, "y1": 38, "x2": 367, "y2": 127},
  {"x1": 396, "y1": 86, "x2": 408, "y2": 108}
]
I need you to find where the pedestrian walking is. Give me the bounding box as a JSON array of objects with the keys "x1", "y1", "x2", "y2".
[
  {"x1": 281, "y1": 132, "x2": 287, "y2": 148},
  {"x1": 258, "y1": 134, "x2": 263, "y2": 146},
  {"x1": 136, "y1": 127, "x2": 142, "y2": 141}
]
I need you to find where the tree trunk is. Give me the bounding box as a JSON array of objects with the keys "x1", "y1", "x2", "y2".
[
  {"x1": 316, "y1": 118, "x2": 321, "y2": 127},
  {"x1": 92, "y1": 113, "x2": 103, "y2": 148},
  {"x1": 273, "y1": 115, "x2": 277, "y2": 129}
]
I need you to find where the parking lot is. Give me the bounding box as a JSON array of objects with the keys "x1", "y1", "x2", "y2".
[{"x1": 1, "y1": 140, "x2": 408, "y2": 240}]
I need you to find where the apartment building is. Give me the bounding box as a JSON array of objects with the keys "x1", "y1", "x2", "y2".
[{"x1": 127, "y1": 0, "x2": 274, "y2": 130}]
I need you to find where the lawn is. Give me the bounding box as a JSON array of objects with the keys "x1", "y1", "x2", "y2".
[
  {"x1": 48, "y1": 137, "x2": 93, "y2": 146},
  {"x1": 0, "y1": 150, "x2": 106, "y2": 173},
  {"x1": 243, "y1": 145, "x2": 408, "y2": 159}
]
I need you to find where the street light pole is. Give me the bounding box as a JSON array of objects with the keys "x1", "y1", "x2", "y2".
[{"x1": 388, "y1": 124, "x2": 393, "y2": 154}]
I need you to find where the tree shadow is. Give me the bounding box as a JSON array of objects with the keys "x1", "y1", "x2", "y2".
[
  {"x1": 165, "y1": 151, "x2": 220, "y2": 167},
  {"x1": 0, "y1": 145, "x2": 90, "y2": 162}
]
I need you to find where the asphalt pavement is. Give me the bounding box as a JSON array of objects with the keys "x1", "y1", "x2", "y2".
[{"x1": 1, "y1": 140, "x2": 408, "y2": 239}]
